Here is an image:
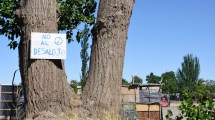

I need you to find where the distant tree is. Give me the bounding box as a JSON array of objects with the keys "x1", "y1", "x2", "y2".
[
  {"x1": 194, "y1": 79, "x2": 208, "y2": 99},
  {"x1": 80, "y1": 25, "x2": 90, "y2": 90},
  {"x1": 177, "y1": 54, "x2": 200, "y2": 95},
  {"x1": 161, "y1": 71, "x2": 178, "y2": 94},
  {"x1": 205, "y1": 80, "x2": 215, "y2": 97},
  {"x1": 132, "y1": 75, "x2": 143, "y2": 84},
  {"x1": 70, "y1": 80, "x2": 79, "y2": 94},
  {"x1": 146, "y1": 72, "x2": 161, "y2": 84},
  {"x1": 122, "y1": 78, "x2": 130, "y2": 85}
]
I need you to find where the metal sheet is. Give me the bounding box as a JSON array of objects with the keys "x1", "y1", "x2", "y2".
[{"x1": 1, "y1": 86, "x2": 18, "y2": 93}]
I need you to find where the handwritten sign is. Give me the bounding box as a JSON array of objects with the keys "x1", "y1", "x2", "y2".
[{"x1": 31, "y1": 32, "x2": 66, "y2": 59}]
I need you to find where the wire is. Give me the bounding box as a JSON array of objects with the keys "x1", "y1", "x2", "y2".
[{"x1": 10, "y1": 69, "x2": 19, "y2": 120}]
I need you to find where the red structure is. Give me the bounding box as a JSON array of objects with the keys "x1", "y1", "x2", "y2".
[{"x1": 160, "y1": 97, "x2": 169, "y2": 107}]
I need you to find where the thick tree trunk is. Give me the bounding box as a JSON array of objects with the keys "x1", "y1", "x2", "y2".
[
  {"x1": 82, "y1": 0, "x2": 134, "y2": 113},
  {"x1": 18, "y1": 0, "x2": 74, "y2": 117}
]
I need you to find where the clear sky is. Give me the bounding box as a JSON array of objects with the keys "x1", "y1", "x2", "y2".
[{"x1": 1, "y1": 0, "x2": 215, "y2": 85}]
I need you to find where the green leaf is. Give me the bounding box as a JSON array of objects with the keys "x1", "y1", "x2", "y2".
[{"x1": 76, "y1": 31, "x2": 82, "y2": 43}]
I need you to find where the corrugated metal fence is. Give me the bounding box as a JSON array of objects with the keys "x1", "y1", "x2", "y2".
[{"x1": 0, "y1": 85, "x2": 19, "y2": 120}]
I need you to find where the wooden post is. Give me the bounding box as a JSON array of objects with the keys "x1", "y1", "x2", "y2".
[
  {"x1": 148, "y1": 85, "x2": 150, "y2": 120},
  {"x1": 132, "y1": 76, "x2": 137, "y2": 103}
]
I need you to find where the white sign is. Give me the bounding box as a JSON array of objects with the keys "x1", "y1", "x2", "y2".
[{"x1": 31, "y1": 32, "x2": 66, "y2": 59}]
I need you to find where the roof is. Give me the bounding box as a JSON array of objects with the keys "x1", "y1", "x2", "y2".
[{"x1": 128, "y1": 83, "x2": 161, "y2": 90}]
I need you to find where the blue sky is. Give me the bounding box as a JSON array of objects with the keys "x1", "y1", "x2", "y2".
[{"x1": 1, "y1": 0, "x2": 215, "y2": 84}]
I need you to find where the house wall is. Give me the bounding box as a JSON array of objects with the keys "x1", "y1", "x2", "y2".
[
  {"x1": 121, "y1": 86, "x2": 139, "y2": 103},
  {"x1": 136, "y1": 103, "x2": 161, "y2": 120}
]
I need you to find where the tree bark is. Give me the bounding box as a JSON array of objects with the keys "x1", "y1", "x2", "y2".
[
  {"x1": 82, "y1": 0, "x2": 134, "y2": 113},
  {"x1": 18, "y1": 0, "x2": 74, "y2": 117}
]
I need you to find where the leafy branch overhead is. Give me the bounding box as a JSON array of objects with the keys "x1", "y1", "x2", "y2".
[
  {"x1": 0, "y1": 0, "x2": 96, "y2": 49},
  {"x1": 57, "y1": 0, "x2": 96, "y2": 43},
  {"x1": 0, "y1": 0, "x2": 21, "y2": 49}
]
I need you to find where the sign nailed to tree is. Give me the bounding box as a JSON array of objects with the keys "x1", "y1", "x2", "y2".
[{"x1": 31, "y1": 32, "x2": 66, "y2": 59}]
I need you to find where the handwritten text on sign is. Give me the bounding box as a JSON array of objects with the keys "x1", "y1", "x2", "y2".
[{"x1": 31, "y1": 32, "x2": 66, "y2": 59}]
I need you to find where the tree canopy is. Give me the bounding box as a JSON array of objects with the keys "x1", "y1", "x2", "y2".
[
  {"x1": 0, "y1": 0, "x2": 97, "y2": 49},
  {"x1": 132, "y1": 75, "x2": 143, "y2": 84},
  {"x1": 205, "y1": 80, "x2": 215, "y2": 97},
  {"x1": 0, "y1": 0, "x2": 21, "y2": 49},
  {"x1": 177, "y1": 54, "x2": 200, "y2": 94},
  {"x1": 80, "y1": 24, "x2": 90, "y2": 90},
  {"x1": 122, "y1": 78, "x2": 131, "y2": 85},
  {"x1": 161, "y1": 71, "x2": 178, "y2": 94},
  {"x1": 146, "y1": 72, "x2": 161, "y2": 84}
]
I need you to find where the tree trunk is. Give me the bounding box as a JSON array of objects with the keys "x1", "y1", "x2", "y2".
[
  {"x1": 18, "y1": 0, "x2": 74, "y2": 117},
  {"x1": 82, "y1": 0, "x2": 134, "y2": 113}
]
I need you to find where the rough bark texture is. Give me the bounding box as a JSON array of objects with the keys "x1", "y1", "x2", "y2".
[
  {"x1": 18, "y1": 0, "x2": 74, "y2": 117},
  {"x1": 82, "y1": 0, "x2": 134, "y2": 113}
]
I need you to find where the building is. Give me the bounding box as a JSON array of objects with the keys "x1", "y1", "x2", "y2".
[
  {"x1": 121, "y1": 84, "x2": 162, "y2": 120},
  {"x1": 0, "y1": 84, "x2": 20, "y2": 120}
]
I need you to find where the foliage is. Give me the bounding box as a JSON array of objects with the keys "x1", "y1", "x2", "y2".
[
  {"x1": 176, "y1": 54, "x2": 200, "y2": 97},
  {"x1": 165, "y1": 109, "x2": 173, "y2": 120},
  {"x1": 166, "y1": 90, "x2": 215, "y2": 120},
  {"x1": 166, "y1": 109, "x2": 183, "y2": 120},
  {"x1": 57, "y1": 0, "x2": 96, "y2": 43},
  {"x1": 0, "y1": 0, "x2": 97, "y2": 49},
  {"x1": 70, "y1": 80, "x2": 79, "y2": 94},
  {"x1": 132, "y1": 75, "x2": 143, "y2": 84},
  {"x1": 0, "y1": 0, "x2": 21, "y2": 49},
  {"x1": 122, "y1": 78, "x2": 130, "y2": 85},
  {"x1": 180, "y1": 96, "x2": 215, "y2": 119},
  {"x1": 80, "y1": 24, "x2": 90, "y2": 90},
  {"x1": 194, "y1": 79, "x2": 208, "y2": 100},
  {"x1": 146, "y1": 72, "x2": 161, "y2": 84},
  {"x1": 205, "y1": 80, "x2": 215, "y2": 97},
  {"x1": 166, "y1": 54, "x2": 214, "y2": 120},
  {"x1": 161, "y1": 71, "x2": 178, "y2": 94}
]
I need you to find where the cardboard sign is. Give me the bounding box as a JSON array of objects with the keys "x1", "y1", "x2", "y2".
[{"x1": 31, "y1": 32, "x2": 66, "y2": 59}]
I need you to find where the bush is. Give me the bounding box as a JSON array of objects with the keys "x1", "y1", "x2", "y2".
[{"x1": 166, "y1": 90, "x2": 215, "y2": 120}]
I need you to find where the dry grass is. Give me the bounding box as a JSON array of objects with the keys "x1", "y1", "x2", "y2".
[
  {"x1": 25, "y1": 110, "x2": 122, "y2": 120},
  {"x1": 60, "y1": 109, "x2": 122, "y2": 120},
  {"x1": 85, "y1": 109, "x2": 121, "y2": 120},
  {"x1": 99, "y1": 111, "x2": 121, "y2": 120}
]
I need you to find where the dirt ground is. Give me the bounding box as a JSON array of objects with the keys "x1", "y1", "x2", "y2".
[{"x1": 26, "y1": 102, "x2": 182, "y2": 120}]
